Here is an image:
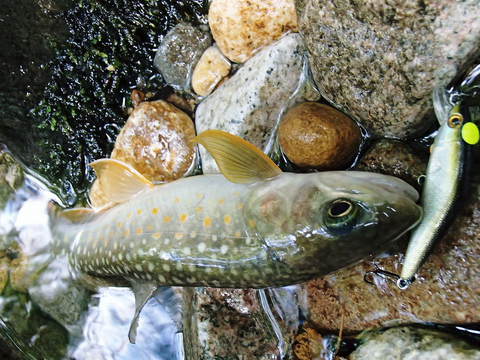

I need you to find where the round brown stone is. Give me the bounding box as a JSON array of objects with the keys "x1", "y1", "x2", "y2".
[
  {"x1": 111, "y1": 100, "x2": 196, "y2": 183},
  {"x1": 278, "y1": 102, "x2": 361, "y2": 169}
]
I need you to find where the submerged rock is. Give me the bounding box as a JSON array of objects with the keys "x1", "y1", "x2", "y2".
[
  {"x1": 278, "y1": 102, "x2": 361, "y2": 170},
  {"x1": 297, "y1": 0, "x2": 480, "y2": 138},
  {"x1": 0, "y1": 151, "x2": 24, "y2": 209},
  {"x1": 183, "y1": 288, "x2": 281, "y2": 359},
  {"x1": 302, "y1": 155, "x2": 480, "y2": 332},
  {"x1": 154, "y1": 22, "x2": 212, "y2": 91},
  {"x1": 196, "y1": 33, "x2": 320, "y2": 173},
  {"x1": 191, "y1": 45, "x2": 231, "y2": 97},
  {"x1": 208, "y1": 0, "x2": 298, "y2": 63},
  {"x1": 350, "y1": 327, "x2": 480, "y2": 360},
  {"x1": 91, "y1": 100, "x2": 196, "y2": 208},
  {"x1": 355, "y1": 139, "x2": 427, "y2": 190}
]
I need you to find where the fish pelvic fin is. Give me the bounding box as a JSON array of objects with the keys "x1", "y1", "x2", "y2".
[
  {"x1": 89, "y1": 158, "x2": 154, "y2": 204},
  {"x1": 128, "y1": 282, "x2": 159, "y2": 344},
  {"x1": 194, "y1": 130, "x2": 282, "y2": 184}
]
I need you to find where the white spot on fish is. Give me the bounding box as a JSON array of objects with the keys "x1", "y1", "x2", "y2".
[
  {"x1": 158, "y1": 274, "x2": 166, "y2": 282},
  {"x1": 183, "y1": 247, "x2": 191, "y2": 256},
  {"x1": 176, "y1": 262, "x2": 183, "y2": 271},
  {"x1": 129, "y1": 242, "x2": 135, "y2": 249},
  {"x1": 162, "y1": 264, "x2": 171, "y2": 272},
  {"x1": 164, "y1": 238, "x2": 170, "y2": 245},
  {"x1": 198, "y1": 242, "x2": 206, "y2": 253},
  {"x1": 212, "y1": 235, "x2": 218, "y2": 242},
  {"x1": 135, "y1": 264, "x2": 143, "y2": 272},
  {"x1": 126, "y1": 253, "x2": 132, "y2": 261},
  {"x1": 220, "y1": 245, "x2": 229, "y2": 254},
  {"x1": 146, "y1": 273, "x2": 152, "y2": 280},
  {"x1": 148, "y1": 262, "x2": 155, "y2": 272}
]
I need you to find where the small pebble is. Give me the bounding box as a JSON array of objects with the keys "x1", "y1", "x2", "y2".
[
  {"x1": 208, "y1": 0, "x2": 298, "y2": 63},
  {"x1": 279, "y1": 102, "x2": 361, "y2": 169},
  {"x1": 192, "y1": 46, "x2": 231, "y2": 96}
]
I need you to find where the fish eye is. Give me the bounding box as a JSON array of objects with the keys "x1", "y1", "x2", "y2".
[
  {"x1": 324, "y1": 198, "x2": 358, "y2": 234},
  {"x1": 327, "y1": 199, "x2": 353, "y2": 218}
]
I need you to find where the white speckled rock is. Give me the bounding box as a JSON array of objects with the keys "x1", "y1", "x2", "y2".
[
  {"x1": 208, "y1": 0, "x2": 298, "y2": 63},
  {"x1": 191, "y1": 45, "x2": 231, "y2": 97},
  {"x1": 195, "y1": 33, "x2": 320, "y2": 173}
]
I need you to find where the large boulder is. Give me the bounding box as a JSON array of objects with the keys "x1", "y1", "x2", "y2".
[{"x1": 296, "y1": 0, "x2": 480, "y2": 139}]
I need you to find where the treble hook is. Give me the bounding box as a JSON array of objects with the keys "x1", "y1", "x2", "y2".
[{"x1": 364, "y1": 266, "x2": 401, "y2": 285}]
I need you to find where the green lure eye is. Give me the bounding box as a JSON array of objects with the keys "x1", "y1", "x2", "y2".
[{"x1": 324, "y1": 199, "x2": 358, "y2": 233}]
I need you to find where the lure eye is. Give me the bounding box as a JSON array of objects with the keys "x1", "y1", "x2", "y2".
[
  {"x1": 448, "y1": 113, "x2": 464, "y2": 128},
  {"x1": 324, "y1": 199, "x2": 358, "y2": 234}
]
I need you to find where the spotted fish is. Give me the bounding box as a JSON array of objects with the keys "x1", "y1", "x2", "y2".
[{"x1": 50, "y1": 130, "x2": 422, "y2": 343}]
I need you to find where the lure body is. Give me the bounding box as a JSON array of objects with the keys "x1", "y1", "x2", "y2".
[{"x1": 398, "y1": 105, "x2": 465, "y2": 287}]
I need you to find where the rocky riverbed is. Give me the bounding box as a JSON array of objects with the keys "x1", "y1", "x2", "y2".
[{"x1": 1, "y1": 0, "x2": 480, "y2": 359}]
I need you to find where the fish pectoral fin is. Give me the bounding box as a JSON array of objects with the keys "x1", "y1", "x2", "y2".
[
  {"x1": 89, "y1": 158, "x2": 154, "y2": 204},
  {"x1": 60, "y1": 207, "x2": 96, "y2": 223},
  {"x1": 128, "y1": 282, "x2": 159, "y2": 344},
  {"x1": 194, "y1": 130, "x2": 282, "y2": 184}
]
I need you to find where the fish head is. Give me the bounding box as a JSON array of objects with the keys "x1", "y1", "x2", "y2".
[{"x1": 245, "y1": 172, "x2": 422, "y2": 279}]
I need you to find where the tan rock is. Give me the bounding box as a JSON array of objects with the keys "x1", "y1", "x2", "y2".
[
  {"x1": 191, "y1": 46, "x2": 231, "y2": 96},
  {"x1": 302, "y1": 167, "x2": 480, "y2": 332},
  {"x1": 90, "y1": 100, "x2": 196, "y2": 208},
  {"x1": 278, "y1": 103, "x2": 361, "y2": 169},
  {"x1": 208, "y1": 0, "x2": 298, "y2": 63}
]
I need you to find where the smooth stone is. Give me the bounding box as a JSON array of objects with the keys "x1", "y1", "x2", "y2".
[
  {"x1": 154, "y1": 23, "x2": 212, "y2": 90},
  {"x1": 297, "y1": 0, "x2": 480, "y2": 138},
  {"x1": 191, "y1": 45, "x2": 231, "y2": 97},
  {"x1": 350, "y1": 327, "x2": 480, "y2": 360},
  {"x1": 279, "y1": 102, "x2": 361, "y2": 169},
  {"x1": 208, "y1": 0, "x2": 298, "y2": 63},
  {"x1": 196, "y1": 33, "x2": 320, "y2": 173},
  {"x1": 302, "y1": 152, "x2": 480, "y2": 332},
  {"x1": 90, "y1": 100, "x2": 196, "y2": 208},
  {"x1": 355, "y1": 139, "x2": 427, "y2": 190}
]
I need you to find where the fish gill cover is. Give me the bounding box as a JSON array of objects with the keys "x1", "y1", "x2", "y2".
[{"x1": 3, "y1": 0, "x2": 208, "y2": 205}]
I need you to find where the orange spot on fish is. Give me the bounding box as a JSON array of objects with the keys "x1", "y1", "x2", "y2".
[
  {"x1": 137, "y1": 209, "x2": 143, "y2": 215},
  {"x1": 180, "y1": 213, "x2": 188, "y2": 223},
  {"x1": 136, "y1": 228, "x2": 144, "y2": 235},
  {"x1": 175, "y1": 197, "x2": 181, "y2": 203},
  {"x1": 175, "y1": 232, "x2": 184, "y2": 240},
  {"x1": 195, "y1": 206, "x2": 203, "y2": 213},
  {"x1": 152, "y1": 232, "x2": 161, "y2": 239},
  {"x1": 146, "y1": 224, "x2": 154, "y2": 231},
  {"x1": 124, "y1": 229, "x2": 131, "y2": 237},
  {"x1": 164, "y1": 216, "x2": 172, "y2": 223},
  {"x1": 234, "y1": 231, "x2": 241, "y2": 238},
  {"x1": 203, "y1": 217, "x2": 213, "y2": 228},
  {"x1": 218, "y1": 199, "x2": 225, "y2": 205},
  {"x1": 152, "y1": 207, "x2": 159, "y2": 215},
  {"x1": 224, "y1": 215, "x2": 232, "y2": 225},
  {"x1": 237, "y1": 203, "x2": 244, "y2": 209}
]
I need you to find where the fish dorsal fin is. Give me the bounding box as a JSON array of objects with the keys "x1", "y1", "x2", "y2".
[
  {"x1": 128, "y1": 282, "x2": 159, "y2": 344},
  {"x1": 90, "y1": 159, "x2": 154, "y2": 204},
  {"x1": 60, "y1": 207, "x2": 96, "y2": 223},
  {"x1": 194, "y1": 130, "x2": 282, "y2": 183}
]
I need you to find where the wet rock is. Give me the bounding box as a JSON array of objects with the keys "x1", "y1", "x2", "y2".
[
  {"x1": 302, "y1": 160, "x2": 480, "y2": 332},
  {"x1": 279, "y1": 102, "x2": 361, "y2": 170},
  {"x1": 196, "y1": 33, "x2": 320, "y2": 173},
  {"x1": 191, "y1": 45, "x2": 231, "y2": 97},
  {"x1": 297, "y1": 0, "x2": 480, "y2": 138},
  {"x1": 0, "y1": 151, "x2": 24, "y2": 209},
  {"x1": 154, "y1": 22, "x2": 212, "y2": 91},
  {"x1": 208, "y1": 0, "x2": 298, "y2": 63},
  {"x1": 350, "y1": 327, "x2": 480, "y2": 360},
  {"x1": 355, "y1": 139, "x2": 427, "y2": 190},
  {"x1": 90, "y1": 100, "x2": 196, "y2": 208},
  {"x1": 183, "y1": 288, "x2": 281, "y2": 359}
]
